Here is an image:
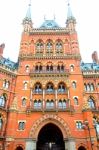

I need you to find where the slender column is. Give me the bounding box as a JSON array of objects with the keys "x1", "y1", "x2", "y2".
[
  {"x1": 30, "y1": 88, "x2": 33, "y2": 107},
  {"x1": 53, "y1": 42, "x2": 56, "y2": 56},
  {"x1": 43, "y1": 43, "x2": 46, "y2": 56},
  {"x1": 67, "y1": 89, "x2": 70, "y2": 99},
  {"x1": 43, "y1": 88, "x2": 45, "y2": 110},
  {"x1": 55, "y1": 88, "x2": 58, "y2": 110}
]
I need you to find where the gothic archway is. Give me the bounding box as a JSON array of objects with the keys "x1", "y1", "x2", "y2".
[
  {"x1": 78, "y1": 146, "x2": 86, "y2": 150},
  {"x1": 37, "y1": 123, "x2": 65, "y2": 150},
  {"x1": 15, "y1": 146, "x2": 23, "y2": 150}
]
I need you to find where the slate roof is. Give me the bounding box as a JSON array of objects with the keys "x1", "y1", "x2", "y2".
[{"x1": 40, "y1": 20, "x2": 60, "y2": 29}]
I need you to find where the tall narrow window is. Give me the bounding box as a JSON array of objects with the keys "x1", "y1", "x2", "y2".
[
  {"x1": 25, "y1": 65, "x2": 29, "y2": 73},
  {"x1": 76, "y1": 121, "x2": 82, "y2": 129},
  {"x1": 74, "y1": 97, "x2": 79, "y2": 105},
  {"x1": 70, "y1": 65, "x2": 74, "y2": 72},
  {"x1": 24, "y1": 82, "x2": 28, "y2": 90},
  {"x1": 72, "y1": 81, "x2": 76, "y2": 89},
  {"x1": 88, "y1": 97, "x2": 95, "y2": 109},
  {"x1": 22, "y1": 98, "x2": 26, "y2": 106},
  {"x1": 0, "y1": 118, "x2": 3, "y2": 130},
  {"x1": 18, "y1": 122, "x2": 25, "y2": 130}
]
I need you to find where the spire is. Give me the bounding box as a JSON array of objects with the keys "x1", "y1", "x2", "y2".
[
  {"x1": 67, "y1": 2, "x2": 74, "y2": 20},
  {"x1": 22, "y1": 0, "x2": 33, "y2": 32},
  {"x1": 25, "y1": 0, "x2": 32, "y2": 20},
  {"x1": 66, "y1": 1, "x2": 76, "y2": 32}
]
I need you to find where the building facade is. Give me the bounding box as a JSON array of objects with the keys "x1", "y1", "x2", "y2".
[{"x1": 0, "y1": 3, "x2": 99, "y2": 150}]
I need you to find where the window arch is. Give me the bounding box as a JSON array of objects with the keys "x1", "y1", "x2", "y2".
[
  {"x1": 88, "y1": 97, "x2": 95, "y2": 109},
  {"x1": 74, "y1": 97, "x2": 79, "y2": 105},
  {"x1": 58, "y1": 82, "x2": 66, "y2": 93},
  {"x1": 35, "y1": 62, "x2": 42, "y2": 72},
  {"x1": 0, "y1": 117, "x2": 3, "y2": 130},
  {"x1": 90, "y1": 83, "x2": 94, "y2": 91},
  {"x1": 3, "y1": 80, "x2": 10, "y2": 89},
  {"x1": 46, "y1": 100, "x2": 54, "y2": 109},
  {"x1": 58, "y1": 99, "x2": 62, "y2": 108},
  {"x1": 25, "y1": 65, "x2": 30, "y2": 73},
  {"x1": 70, "y1": 65, "x2": 74, "y2": 72},
  {"x1": 84, "y1": 83, "x2": 87, "y2": 91},
  {"x1": 46, "y1": 82, "x2": 54, "y2": 93},
  {"x1": 72, "y1": 81, "x2": 76, "y2": 89},
  {"x1": 87, "y1": 84, "x2": 90, "y2": 92},
  {"x1": 34, "y1": 82, "x2": 42, "y2": 93},
  {"x1": 46, "y1": 40, "x2": 53, "y2": 53},
  {"x1": 22, "y1": 98, "x2": 26, "y2": 106},
  {"x1": 23, "y1": 82, "x2": 28, "y2": 90},
  {"x1": 34, "y1": 100, "x2": 42, "y2": 109},
  {"x1": 57, "y1": 64, "x2": 64, "y2": 72},
  {"x1": 0, "y1": 93, "x2": 7, "y2": 107},
  {"x1": 55, "y1": 40, "x2": 63, "y2": 53},
  {"x1": 36, "y1": 40, "x2": 44, "y2": 53}
]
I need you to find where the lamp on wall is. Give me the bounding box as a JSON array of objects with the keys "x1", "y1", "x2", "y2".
[{"x1": 82, "y1": 120, "x2": 94, "y2": 150}]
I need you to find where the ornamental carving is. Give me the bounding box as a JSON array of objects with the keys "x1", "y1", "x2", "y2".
[
  {"x1": 29, "y1": 114, "x2": 71, "y2": 139},
  {"x1": 30, "y1": 78, "x2": 70, "y2": 88}
]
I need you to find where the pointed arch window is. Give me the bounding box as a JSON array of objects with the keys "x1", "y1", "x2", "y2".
[
  {"x1": 84, "y1": 83, "x2": 87, "y2": 91},
  {"x1": 56, "y1": 41, "x2": 63, "y2": 53},
  {"x1": 24, "y1": 82, "x2": 28, "y2": 90},
  {"x1": 90, "y1": 83, "x2": 94, "y2": 91},
  {"x1": 57, "y1": 64, "x2": 64, "y2": 72},
  {"x1": 70, "y1": 65, "x2": 74, "y2": 72},
  {"x1": 46, "y1": 65, "x2": 53, "y2": 72},
  {"x1": 58, "y1": 83, "x2": 66, "y2": 93},
  {"x1": 35, "y1": 65, "x2": 42, "y2": 72},
  {"x1": 72, "y1": 81, "x2": 76, "y2": 89},
  {"x1": 34, "y1": 83, "x2": 42, "y2": 93},
  {"x1": 58, "y1": 100, "x2": 63, "y2": 109},
  {"x1": 0, "y1": 94, "x2": 7, "y2": 107},
  {"x1": 63, "y1": 100, "x2": 66, "y2": 109},
  {"x1": 0, "y1": 118, "x2": 3, "y2": 130},
  {"x1": 25, "y1": 65, "x2": 30, "y2": 73},
  {"x1": 46, "y1": 40, "x2": 53, "y2": 53},
  {"x1": 22, "y1": 98, "x2": 26, "y2": 106},
  {"x1": 3, "y1": 80, "x2": 10, "y2": 89},
  {"x1": 87, "y1": 84, "x2": 90, "y2": 92},
  {"x1": 74, "y1": 97, "x2": 79, "y2": 105},
  {"x1": 46, "y1": 83, "x2": 54, "y2": 93},
  {"x1": 88, "y1": 97, "x2": 95, "y2": 109},
  {"x1": 36, "y1": 40, "x2": 44, "y2": 53}
]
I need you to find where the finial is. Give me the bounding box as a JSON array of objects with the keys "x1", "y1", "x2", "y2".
[
  {"x1": 44, "y1": 15, "x2": 46, "y2": 21},
  {"x1": 53, "y1": 14, "x2": 56, "y2": 20}
]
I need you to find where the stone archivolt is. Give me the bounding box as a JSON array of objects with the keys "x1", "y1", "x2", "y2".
[{"x1": 29, "y1": 114, "x2": 71, "y2": 139}]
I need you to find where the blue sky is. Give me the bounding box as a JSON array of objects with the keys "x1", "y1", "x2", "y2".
[{"x1": 0, "y1": 0, "x2": 99, "y2": 62}]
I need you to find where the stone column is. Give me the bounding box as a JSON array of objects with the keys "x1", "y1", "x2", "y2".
[
  {"x1": 26, "y1": 140, "x2": 36, "y2": 150},
  {"x1": 64, "y1": 139, "x2": 76, "y2": 150}
]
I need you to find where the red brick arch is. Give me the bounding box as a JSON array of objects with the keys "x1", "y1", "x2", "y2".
[{"x1": 29, "y1": 114, "x2": 71, "y2": 139}]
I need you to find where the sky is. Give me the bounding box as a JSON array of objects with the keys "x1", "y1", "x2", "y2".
[{"x1": 0, "y1": 0, "x2": 99, "y2": 63}]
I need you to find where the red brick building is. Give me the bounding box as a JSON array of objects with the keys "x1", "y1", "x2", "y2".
[{"x1": 0, "y1": 3, "x2": 99, "y2": 150}]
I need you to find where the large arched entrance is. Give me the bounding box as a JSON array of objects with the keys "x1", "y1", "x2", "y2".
[
  {"x1": 37, "y1": 123, "x2": 65, "y2": 150},
  {"x1": 78, "y1": 146, "x2": 86, "y2": 150},
  {"x1": 15, "y1": 146, "x2": 23, "y2": 150}
]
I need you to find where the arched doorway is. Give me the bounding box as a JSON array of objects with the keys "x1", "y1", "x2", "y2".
[
  {"x1": 15, "y1": 146, "x2": 23, "y2": 150},
  {"x1": 78, "y1": 146, "x2": 86, "y2": 150},
  {"x1": 37, "y1": 123, "x2": 65, "y2": 150}
]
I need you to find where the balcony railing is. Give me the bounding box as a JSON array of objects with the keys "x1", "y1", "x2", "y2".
[
  {"x1": 30, "y1": 68, "x2": 69, "y2": 75},
  {"x1": 26, "y1": 104, "x2": 74, "y2": 112}
]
